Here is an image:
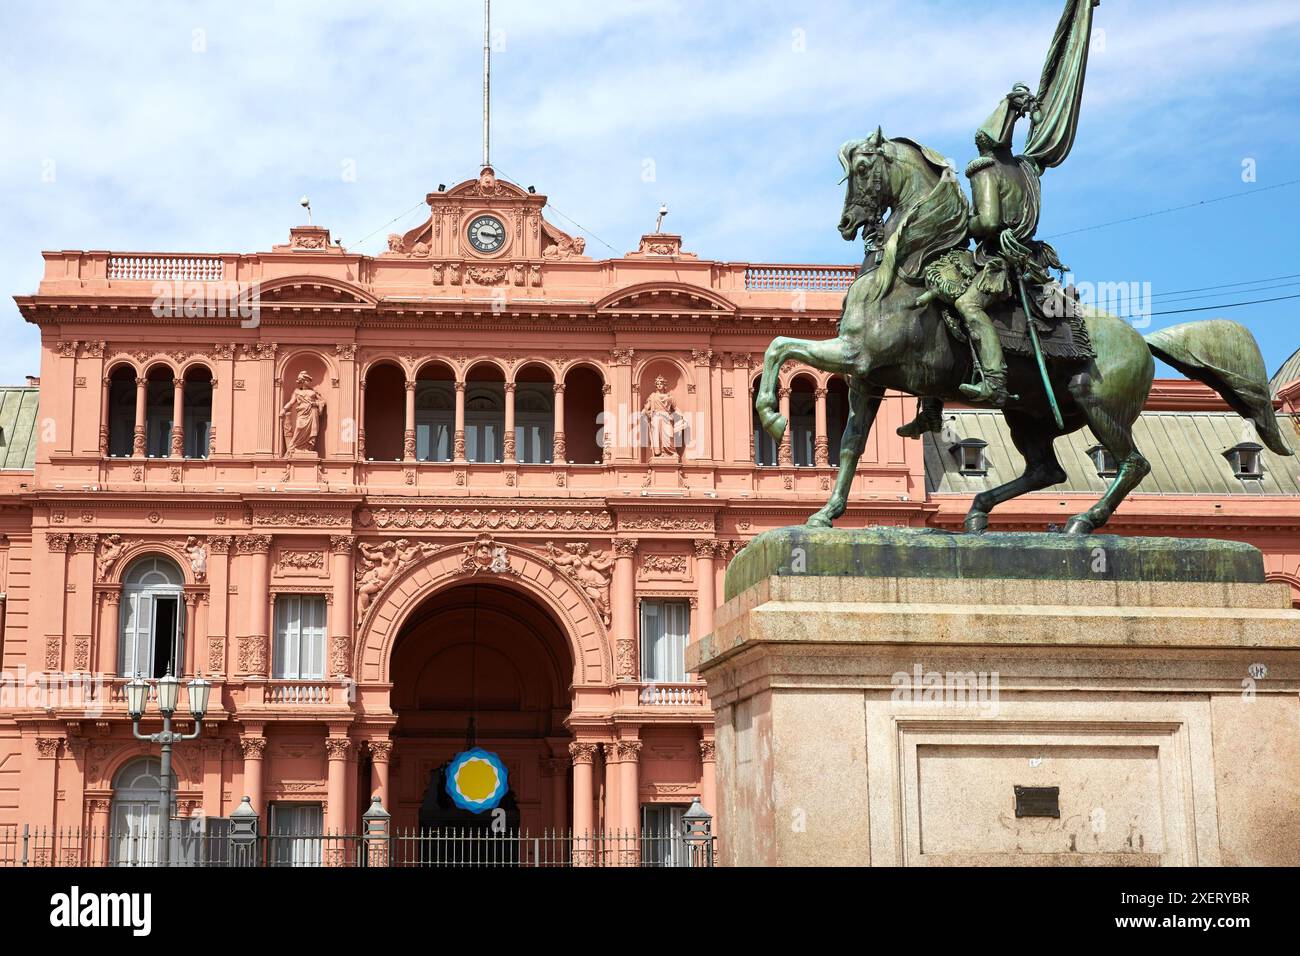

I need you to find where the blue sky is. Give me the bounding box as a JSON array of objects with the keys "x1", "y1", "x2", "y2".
[{"x1": 3, "y1": 0, "x2": 1298, "y2": 384}]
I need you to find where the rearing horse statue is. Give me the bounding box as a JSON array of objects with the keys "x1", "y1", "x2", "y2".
[{"x1": 756, "y1": 131, "x2": 1293, "y2": 533}]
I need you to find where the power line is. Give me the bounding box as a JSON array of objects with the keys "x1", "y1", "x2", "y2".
[
  {"x1": 352, "y1": 200, "x2": 430, "y2": 250},
  {"x1": 1045, "y1": 178, "x2": 1300, "y2": 240},
  {"x1": 1153, "y1": 272, "x2": 1300, "y2": 298},
  {"x1": 1153, "y1": 279, "x2": 1300, "y2": 306},
  {"x1": 1115, "y1": 292, "x2": 1300, "y2": 320},
  {"x1": 490, "y1": 166, "x2": 623, "y2": 255}
]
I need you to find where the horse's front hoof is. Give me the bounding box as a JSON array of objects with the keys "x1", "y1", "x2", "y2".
[
  {"x1": 964, "y1": 512, "x2": 989, "y2": 534},
  {"x1": 762, "y1": 414, "x2": 787, "y2": 444},
  {"x1": 806, "y1": 511, "x2": 833, "y2": 529},
  {"x1": 1063, "y1": 516, "x2": 1096, "y2": 535}
]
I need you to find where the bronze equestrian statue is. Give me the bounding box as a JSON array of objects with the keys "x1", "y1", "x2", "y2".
[{"x1": 756, "y1": 0, "x2": 1292, "y2": 534}]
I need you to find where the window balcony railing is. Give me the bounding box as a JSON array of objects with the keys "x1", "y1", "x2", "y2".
[
  {"x1": 263, "y1": 681, "x2": 334, "y2": 705},
  {"x1": 638, "y1": 682, "x2": 708, "y2": 707}
]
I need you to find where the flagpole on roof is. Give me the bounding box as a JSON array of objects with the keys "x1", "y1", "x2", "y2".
[{"x1": 482, "y1": 0, "x2": 491, "y2": 169}]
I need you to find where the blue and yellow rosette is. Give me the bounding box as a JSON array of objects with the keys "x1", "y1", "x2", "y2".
[{"x1": 445, "y1": 747, "x2": 508, "y2": 813}]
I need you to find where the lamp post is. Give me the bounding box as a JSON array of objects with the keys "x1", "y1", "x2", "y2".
[{"x1": 126, "y1": 665, "x2": 212, "y2": 867}]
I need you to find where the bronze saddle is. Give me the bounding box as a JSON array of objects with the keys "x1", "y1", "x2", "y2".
[{"x1": 925, "y1": 249, "x2": 1094, "y2": 363}]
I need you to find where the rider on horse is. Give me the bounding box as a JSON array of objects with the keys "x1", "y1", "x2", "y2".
[{"x1": 899, "y1": 0, "x2": 1100, "y2": 438}]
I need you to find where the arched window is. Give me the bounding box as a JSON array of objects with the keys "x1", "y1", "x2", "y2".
[
  {"x1": 143, "y1": 366, "x2": 173, "y2": 458},
  {"x1": 414, "y1": 363, "x2": 455, "y2": 462},
  {"x1": 111, "y1": 756, "x2": 167, "y2": 866},
  {"x1": 790, "y1": 377, "x2": 817, "y2": 467},
  {"x1": 563, "y1": 365, "x2": 605, "y2": 464},
  {"x1": 183, "y1": 366, "x2": 213, "y2": 459},
  {"x1": 465, "y1": 364, "x2": 505, "y2": 463},
  {"x1": 107, "y1": 366, "x2": 136, "y2": 457},
  {"x1": 119, "y1": 556, "x2": 185, "y2": 678}
]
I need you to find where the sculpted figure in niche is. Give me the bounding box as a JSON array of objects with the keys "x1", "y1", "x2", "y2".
[
  {"x1": 641, "y1": 376, "x2": 682, "y2": 458},
  {"x1": 281, "y1": 371, "x2": 326, "y2": 456},
  {"x1": 545, "y1": 541, "x2": 614, "y2": 625}
]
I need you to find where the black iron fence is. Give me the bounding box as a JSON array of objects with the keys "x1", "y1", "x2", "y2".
[{"x1": 0, "y1": 825, "x2": 714, "y2": 868}]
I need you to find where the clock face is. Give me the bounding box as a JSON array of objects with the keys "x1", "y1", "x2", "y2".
[{"x1": 467, "y1": 214, "x2": 506, "y2": 254}]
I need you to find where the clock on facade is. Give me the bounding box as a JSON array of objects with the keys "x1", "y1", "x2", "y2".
[{"x1": 467, "y1": 214, "x2": 506, "y2": 254}]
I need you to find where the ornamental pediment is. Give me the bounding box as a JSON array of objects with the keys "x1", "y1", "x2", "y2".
[
  {"x1": 596, "y1": 283, "x2": 736, "y2": 315},
  {"x1": 254, "y1": 276, "x2": 377, "y2": 306}
]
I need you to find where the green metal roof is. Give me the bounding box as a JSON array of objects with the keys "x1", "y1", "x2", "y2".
[
  {"x1": 1272, "y1": 347, "x2": 1300, "y2": 398},
  {"x1": 0, "y1": 387, "x2": 39, "y2": 470},
  {"x1": 924, "y1": 409, "x2": 1300, "y2": 496}
]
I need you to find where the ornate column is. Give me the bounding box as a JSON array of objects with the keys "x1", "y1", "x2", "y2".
[
  {"x1": 600, "y1": 381, "x2": 614, "y2": 465},
  {"x1": 240, "y1": 736, "x2": 266, "y2": 817},
  {"x1": 814, "y1": 386, "x2": 830, "y2": 466},
  {"x1": 206, "y1": 536, "x2": 232, "y2": 675},
  {"x1": 612, "y1": 538, "x2": 638, "y2": 681},
  {"x1": 357, "y1": 377, "x2": 367, "y2": 460},
  {"x1": 731, "y1": 353, "x2": 754, "y2": 464},
  {"x1": 237, "y1": 534, "x2": 271, "y2": 677},
  {"x1": 96, "y1": 590, "x2": 120, "y2": 676},
  {"x1": 618, "y1": 739, "x2": 641, "y2": 838},
  {"x1": 88, "y1": 798, "x2": 112, "y2": 865},
  {"x1": 132, "y1": 375, "x2": 147, "y2": 457},
  {"x1": 608, "y1": 348, "x2": 634, "y2": 462},
  {"x1": 325, "y1": 736, "x2": 352, "y2": 836},
  {"x1": 200, "y1": 739, "x2": 226, "y2": 817},
  {"x1": 183, "y1": 592, "x2": 199, "y2": 676},
  {"x1": 692, "y1": 349, "x2": 714, "y2": 459},
  {"x1": 328, "y1": 535, "x2": 355, "y2": 678},
  {"x1": 543, "y1": 755, "x2": 568, "y2": 832},
  {"x1": 98, "y1": 375, "x2": 111, "y2": 457},
  {"x1": 700, "y1": 737, "x2": 717, "y2": 814},
  {"x1": 453, "y1": 380, "x2": 467, "y2": 462},
  {"x1": 693, "y1": 540, "x2": 717, "y2": 643},
  {"x1": 569, "y1": 741, "x2": 598, "y2": 837},
  {"x1": 552, "y1": 382, "x2": 566, "y2": 464},
  {"x1": 170, "y1": 376, "x2": 185, "y2": 458},
  {"x1": 369, "y1": 739, "x2": 392, "y2": 809},
  {"x1": 503, "y1": 382, "x2": 517, "y2": 463},
  {"x1": 403, "y1": 379, "x2": 417, "y2": 461},
  {"x1": 777, "y1": 385, "x2": 793, "y2": 466},
  {"x1": 602, "y1": 742, "x2": 620, "y2": 832}
]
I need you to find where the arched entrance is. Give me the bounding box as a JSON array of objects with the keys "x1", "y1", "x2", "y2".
[{"x1": 385, "y1": 583, "x2": 574, "y2": 833}]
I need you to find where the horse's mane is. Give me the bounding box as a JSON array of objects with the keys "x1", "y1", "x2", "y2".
[{"x1": 861, "y1": 137, "x2": 970, "y2": 303}]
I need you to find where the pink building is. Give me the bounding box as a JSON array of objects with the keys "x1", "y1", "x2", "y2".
[{"x1": 2, "y1": 166, "x2": 1298, "y2": 862}]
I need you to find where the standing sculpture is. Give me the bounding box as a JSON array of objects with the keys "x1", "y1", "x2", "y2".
[
  {"x1": 281, "y1": 371, "x2": 326, "y2": 456},
  {"x1": 642, "y1": 376, "x2": 681, "y2": 458},
  {"x1": 757, "y1": 0, "x2": 1292, "y2": 533}
]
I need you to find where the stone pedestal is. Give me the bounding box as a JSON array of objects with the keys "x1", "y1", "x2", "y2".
[{"x1": 688, "y1": 527, "x2": 1300, "y2": 867}]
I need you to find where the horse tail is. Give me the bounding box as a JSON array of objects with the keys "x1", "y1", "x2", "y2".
[{"x1": 1144, "y1": 319, "x2": 1293, "y2": 456}]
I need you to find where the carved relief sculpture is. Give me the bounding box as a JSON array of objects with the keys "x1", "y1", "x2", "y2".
[
  {"x1": 461, "y1": 533, "x2": 515, "y2": 576},
  {"x1": 96, "y1": 534, "x2": 127, "y2": 581},
  {"x1": 355, "y1": 538, "x2": 437, "y2": 624},
  {"x1": 184, "y1": 536, "x2": 208, "y2": 583},
  {"x1": 544, "y1": 541, "x2": 614, "y2": 626}
]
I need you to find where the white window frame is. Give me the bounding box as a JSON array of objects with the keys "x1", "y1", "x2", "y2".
[
  {"x1": 640, "y1": 599, "x2": 690, "y2": 683},
  {"x1": 273, "y1": 594, "x2": 327, "y2": 680},
  {"x1": 119, "y1": 557, "x2": 185, "y2": 679}
]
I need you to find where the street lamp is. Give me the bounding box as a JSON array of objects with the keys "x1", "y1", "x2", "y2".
[{"x1": 128, "y1": 665, "x2": 212, "y2": 866}]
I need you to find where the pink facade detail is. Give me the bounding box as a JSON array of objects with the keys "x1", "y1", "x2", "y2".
[{"x1": 1, "y1": 169, "x2": 1298, "y2": 842}]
